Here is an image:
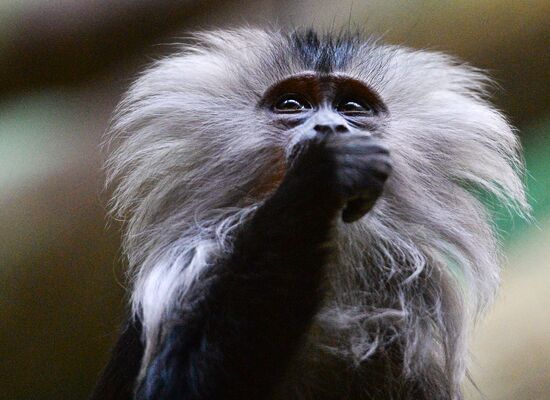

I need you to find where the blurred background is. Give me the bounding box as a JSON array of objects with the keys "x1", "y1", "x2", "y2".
[{"x1": 1, "y1": 1, "x2": 548, "y2": 399}]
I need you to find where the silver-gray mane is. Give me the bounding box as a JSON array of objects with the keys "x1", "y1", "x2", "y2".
[{"x1": 104, "y1": 28, "x2": 528, "y2": 397}]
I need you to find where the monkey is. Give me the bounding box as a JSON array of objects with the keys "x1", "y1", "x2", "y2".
[{"x1": 91, "y1": 28, "x2": 528, "y2": 400}]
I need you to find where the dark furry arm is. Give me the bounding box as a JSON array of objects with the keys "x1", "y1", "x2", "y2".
[
  {"x1": 136, "y1": 134, "x2": 390, "y2": 400},
  {"x1": 89, "y1": 318, "x2": 144, "y2": 400}
]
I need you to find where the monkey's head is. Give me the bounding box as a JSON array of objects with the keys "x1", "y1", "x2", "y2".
[{"x1": 106, "y1": 28, "x2": 528, "y2": 388}]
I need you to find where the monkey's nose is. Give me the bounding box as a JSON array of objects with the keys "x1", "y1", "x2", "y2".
[{"x1": 314, "y1": 123, "x2": 348, "y2": 134}]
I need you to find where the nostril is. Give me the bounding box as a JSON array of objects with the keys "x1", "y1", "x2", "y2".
[
  {"x1": 314, "y1": 124, "x2": 349, "y2": 134},
  {"x1": 314, "y1": 124, "x2": 330, "y2": 134},
  {"x1": 334, "y1": 124, "x2": 348, "y2": 133}
]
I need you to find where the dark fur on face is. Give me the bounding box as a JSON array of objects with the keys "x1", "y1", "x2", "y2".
[{"x1": 93, "y1": 28, "x2": 528, "y2": 400}]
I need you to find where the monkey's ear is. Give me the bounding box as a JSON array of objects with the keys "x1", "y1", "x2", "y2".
[{"x1": 89, "y1": 318, "x2": 144, "y2": 400}]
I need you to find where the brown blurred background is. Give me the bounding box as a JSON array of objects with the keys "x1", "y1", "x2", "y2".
[{"x1": 1, "y1": 1, "x2": 548, "y2": 399}]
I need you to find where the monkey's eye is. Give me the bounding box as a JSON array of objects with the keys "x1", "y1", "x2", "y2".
[
  {"x1": 337, "y1": 100, "x2": 375, "y2": 116},
  {"x1": 273, "y1": 95, "x2": 311, "y2": 114}
]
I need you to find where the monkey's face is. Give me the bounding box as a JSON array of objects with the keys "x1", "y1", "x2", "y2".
[{"x1": 237, "y1": 73, "x2": 390, "y2": 200}]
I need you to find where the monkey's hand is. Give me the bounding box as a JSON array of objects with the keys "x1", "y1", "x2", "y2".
[{"x1": 291, "y1": 133, "x2": 392, "y2": 223}]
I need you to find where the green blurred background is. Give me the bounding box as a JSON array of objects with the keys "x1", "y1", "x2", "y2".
[{"x1": 1, "y1": 1, "x2": 548, "y2": 399}]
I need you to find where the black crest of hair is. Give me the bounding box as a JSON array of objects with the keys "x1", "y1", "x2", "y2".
[{"x1": 288, "y1": 29, "x2": 363, "y2": 73}]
